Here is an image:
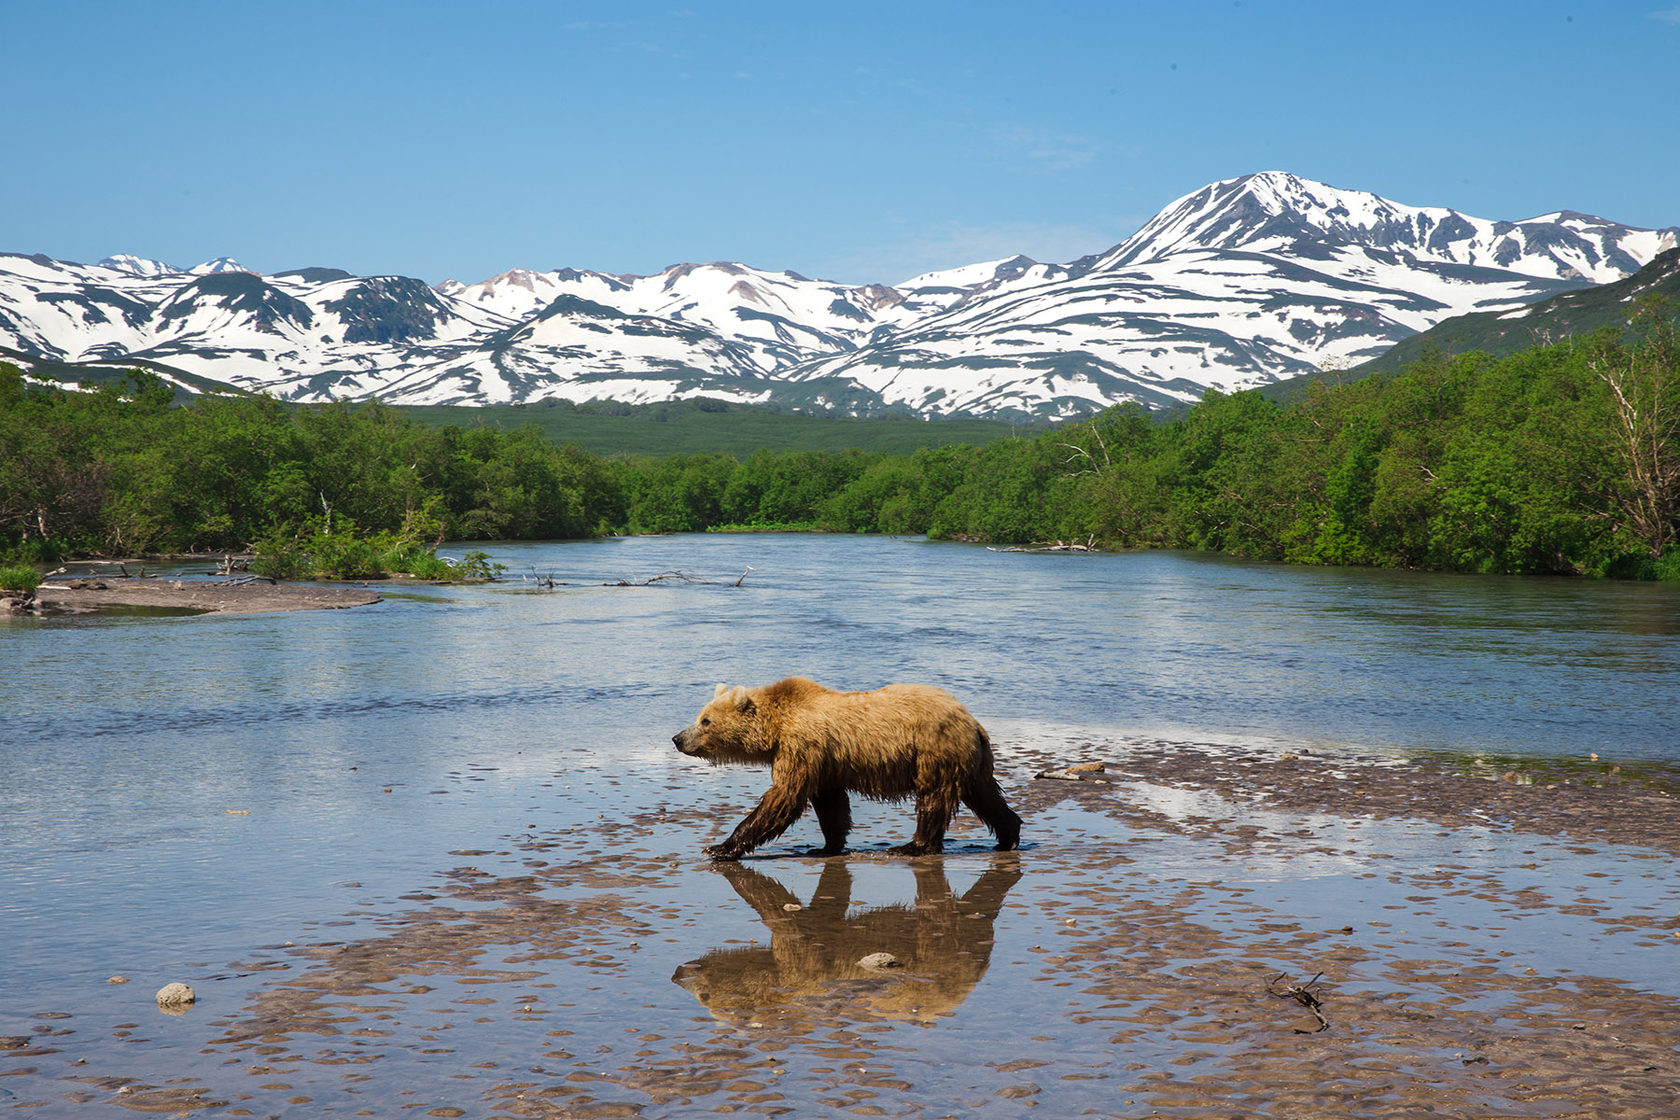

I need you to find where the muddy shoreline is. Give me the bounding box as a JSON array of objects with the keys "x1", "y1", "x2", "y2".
[
  {"x1": 1014, "y1": 739, "x2": 1680, "y2": 856},
  {"x1": 5, "y1": 743, "x2": 1676, "y2": 1118}
]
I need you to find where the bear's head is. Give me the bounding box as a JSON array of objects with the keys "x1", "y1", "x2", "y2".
[{"x1": 672, "y1": 683, "x2": 772, "y2": 765}]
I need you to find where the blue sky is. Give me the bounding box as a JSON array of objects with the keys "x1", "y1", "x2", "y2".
[{"x1": 7, "y1": 1, "x2": 1678, "y2": 285}]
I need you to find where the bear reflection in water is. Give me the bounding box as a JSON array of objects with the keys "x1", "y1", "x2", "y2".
[{"x1": 673, "y1": 855, "x2": 1022, "y2": 1026}]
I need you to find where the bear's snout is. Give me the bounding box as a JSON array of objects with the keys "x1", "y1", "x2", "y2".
[{"x1": 673, "y1": 728, "x2": 698, "y2": 755}]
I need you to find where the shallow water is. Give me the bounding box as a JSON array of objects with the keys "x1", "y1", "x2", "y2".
[{"x1": 3, "y1": 536, "x2": 1678, "y2": 1115}]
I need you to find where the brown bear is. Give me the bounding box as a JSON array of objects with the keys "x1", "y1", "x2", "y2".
[{"x1": 671, "y1": 676, "x2": 1022, "y2": 859}]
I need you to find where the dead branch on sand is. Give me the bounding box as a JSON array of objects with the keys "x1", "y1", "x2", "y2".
[{"x1": 1266, "y1": 972, "x2": 1330, "y2": 1033}]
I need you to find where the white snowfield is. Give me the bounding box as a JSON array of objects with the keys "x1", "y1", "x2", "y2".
[{"x1": 3, "y1": 172, "x2": 1675, "y2": 417}]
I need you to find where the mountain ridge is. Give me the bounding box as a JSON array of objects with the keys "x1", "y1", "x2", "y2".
[{"x1": 3, "y1": 172, "x2": 1674, "y2": 418}]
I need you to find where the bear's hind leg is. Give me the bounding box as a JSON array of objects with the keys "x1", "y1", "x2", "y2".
[
  {"x1": 962, "y1": 775, "x2": 1022, "y2": 851},
  {"x1": 890, "y1": 787, "x2": 956, "y2": 856},
  {"x1": 810, "y1": 787, "x2": 852, "y2": 856}
]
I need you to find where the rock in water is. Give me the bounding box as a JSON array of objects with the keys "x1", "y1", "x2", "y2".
[{"x1": 155, "y1": 982, "x2": 196, "y2": 1011}]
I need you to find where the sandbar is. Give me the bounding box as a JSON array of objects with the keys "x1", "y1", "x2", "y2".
[{"x1": 30, "y1": 576, "x2": 381, "y2": 615}]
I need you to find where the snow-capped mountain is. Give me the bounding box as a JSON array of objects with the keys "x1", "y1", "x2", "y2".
[
  {"x1": 189, "y1": 256, "x2": 252, "y2": 275},
  {"x1": 1099, "y1": 172, "x2": 1666, "y2": 280},
  {"x1": 787, "y1": 172, "x2": 1680, "y2": 415},
  {"x1": 3, "y1": 172, "x2": 1675, "y2": 417}
]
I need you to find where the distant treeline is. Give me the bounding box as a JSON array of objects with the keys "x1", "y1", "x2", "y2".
[{"x1": 2, "y1": 308, "x2": 1676, "y2": 579}]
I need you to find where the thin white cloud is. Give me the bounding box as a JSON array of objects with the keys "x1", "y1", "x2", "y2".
[
  {"x1": 1651, "y1": 6, "x2": 1680, "y2": 21},
  {"x1": 993, "y1": 124, "x2": 1099, "y2": 171}
]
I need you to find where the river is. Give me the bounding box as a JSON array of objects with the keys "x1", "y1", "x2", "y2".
[{"x1": 3, "y1": 535, "x2": 1677, "y2": 1116}]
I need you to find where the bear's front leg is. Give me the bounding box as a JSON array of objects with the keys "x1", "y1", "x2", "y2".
[{"x1": 705, "y1": 785, "x2": 807, "y2": 860}]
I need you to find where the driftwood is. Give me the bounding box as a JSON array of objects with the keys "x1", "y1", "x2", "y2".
[
  {"x1": 523, "y1": 566, "x2": 562, "y2": 589},
  {"x1": 1034, "y1": 762, "x2": 1109, "y2": 781},
  {"x1": 608, "y1": 568, "x2": 753, "y2": 588},
  {"x1": 987, "y1": 536, "x2": 1099, "y2": 554},
  {"x1": 1266, "y1": 972, "x2": 1330, "y2": 1033}
]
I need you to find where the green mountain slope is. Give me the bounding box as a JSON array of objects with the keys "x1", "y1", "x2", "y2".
[
  {"x1": 390, "y1": 398, "x2": 1031, "y2": 456},
  {"x1": 1352, "y1": 247, "x2": 1680, "y2": 374}
]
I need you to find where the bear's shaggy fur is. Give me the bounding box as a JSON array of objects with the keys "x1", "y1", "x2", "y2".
[{"x1": 672, "y1": 676, "x2": 1022, "y2": 859}]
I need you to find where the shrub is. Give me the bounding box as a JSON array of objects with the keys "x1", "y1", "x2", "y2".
[
  {"x1": 444, "y1": 549, "x2": 505, "y2": 582},
  {"x1": 0, "y1": 564, "x2": 41, "y2": 595}
]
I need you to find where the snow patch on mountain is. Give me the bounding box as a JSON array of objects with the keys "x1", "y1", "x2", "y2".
[{"x1": 98, "y1": 254, "x2": 182, "y2": 278}]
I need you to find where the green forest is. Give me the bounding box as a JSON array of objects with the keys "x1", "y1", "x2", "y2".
[{"x1": 2, "y1": 307, "x2": 1677, "y2": 583}]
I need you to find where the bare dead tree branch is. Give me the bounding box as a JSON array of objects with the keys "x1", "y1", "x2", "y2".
[{"x1": 1266, "y1": 972, "x2": 1330, "y2": 1033}]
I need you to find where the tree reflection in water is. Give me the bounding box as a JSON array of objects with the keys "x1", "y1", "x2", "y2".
[{"x1": 674, "y1": 855, "x2": 1021, "y2": 1027}]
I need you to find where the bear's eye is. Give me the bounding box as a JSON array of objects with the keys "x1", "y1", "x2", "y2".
[{"x1": 700, "y1": 717, "x2": 711, "y2": 727}]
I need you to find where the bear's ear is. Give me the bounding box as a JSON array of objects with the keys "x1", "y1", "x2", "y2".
[
  {"x1": 726, "y1": 685, "x2": 755, "y2": 712},
  {"x1": 713, "y1": 683, "x2": 731, "y2": 699}
]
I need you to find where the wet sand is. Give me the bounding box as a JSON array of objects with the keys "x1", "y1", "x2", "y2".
[
  {"x1": 28, "y1": 577, "x2": 382, "y2": 616},
  {"x1": 4, "y1": 743, "x2": 1677, "y2": 1118}
]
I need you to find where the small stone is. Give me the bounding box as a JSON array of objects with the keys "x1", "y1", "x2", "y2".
[
  {"x1": 107, "y1": 975, "x2": 130, "y2": 985},
  {"x1": 155, "y1": 982, "x2": 196, "y2": 1011},
  {"x1": 857, "y1": 952, "x2": 901, "y2": 970}
]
